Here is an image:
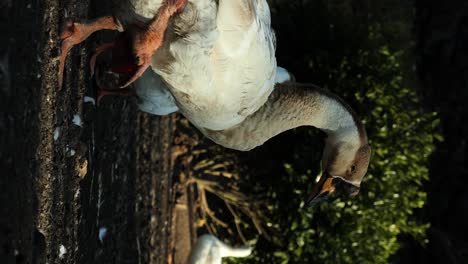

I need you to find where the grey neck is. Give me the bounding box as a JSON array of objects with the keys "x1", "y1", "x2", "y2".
[{"x1": 200, "y1": 83, "x2": 364, "y2": 151}]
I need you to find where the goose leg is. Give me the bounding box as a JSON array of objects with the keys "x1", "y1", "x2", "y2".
[
  {"x1": 90, "y1": 42, "x2": 115, "y2": 77},
  {"x1": 58, "y1": 16, "x2": 120, "y2": 88},
  {"x1": 120, "y1": 0, "x2": 188, "y2": 88},
  {"x1": 96, "y1": 87, "x2": 135, "y2": 106},
  {"x1": 93, "y1": 67, "x2": 135, "y2": 105}
]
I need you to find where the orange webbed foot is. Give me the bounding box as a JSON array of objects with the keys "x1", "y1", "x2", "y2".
[
  {"x1": 167, "y1": 0, "x2": 189, "y2": 13},
  {"x1": 90, "y1": 42, "x2": 115, "y2": 77},
  {"x1": 93, "y1": 67, "x2": 135, "y2": 106},
  {"x1": 119, "y1": 37, "x2": 154, "y2": 88},
  {"x1": 57, "y1": 16, "x2": 119, "y2": 89},
  {"x1": 58, "y1": 19, "x2": 86, "y2": 89},
  {"x1": 118, "y1": 0, "x2": 188, "y2": 88},
  {"x1": 96, "y1": 87, "x2": 135, "y2": 106}
]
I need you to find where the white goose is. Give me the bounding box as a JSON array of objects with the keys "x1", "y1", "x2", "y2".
[
  {"x1": 59, "y1": 0, "x2": 371, "y2": 204},
  {"x1": 187, "y1": 234, "x2": 252, "y2": 264}
]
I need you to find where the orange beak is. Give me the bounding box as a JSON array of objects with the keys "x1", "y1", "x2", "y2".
[
  {"x1": 306, "y1": 172, "x2": 361, "y2": 207},
  {"x1": 306, "y1": 171, "x2": 336, "y2": 207}
]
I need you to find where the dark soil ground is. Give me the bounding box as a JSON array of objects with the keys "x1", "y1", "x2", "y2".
[{"x1": 0, "y1": 1, "x2": 192, "y2": 263}]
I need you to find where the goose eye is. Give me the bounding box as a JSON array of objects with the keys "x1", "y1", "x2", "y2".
[{"x1": 350, "y1": 165, "x2": 357, "y2": 173}]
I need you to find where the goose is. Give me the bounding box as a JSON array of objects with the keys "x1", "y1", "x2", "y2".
[
  {"x1": 187, "y1": 234, "x2": 252, "y2": 264},
  {"x1": 58, "y1": 0, "x2": 371, "y2": 205}
]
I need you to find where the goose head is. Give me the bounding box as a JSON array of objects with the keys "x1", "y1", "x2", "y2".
[
  {"x1": 198, "y1": 83, "x2": 372, "y2": 207},
  {"x1": 306, "y1": 127, "x2": 371, "y2": 206}
]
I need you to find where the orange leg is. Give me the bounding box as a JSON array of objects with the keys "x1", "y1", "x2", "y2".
[
  {"x1": 90, "y1": 42, "x2": 115, "y2": 76},
  {"x1": 58, "y1": 16, "x2": 120, "y2": 88},
  {"x1": 93, "y1": 67, "x2": 134, "y2": 105},
  {"x1": 97, "y1": 87, "x2": 135, "y2": 106},
  {"x1": 120, "y1": 0, "x2": 188, "y2": 88}
]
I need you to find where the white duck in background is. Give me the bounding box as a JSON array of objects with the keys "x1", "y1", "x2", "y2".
[
  {"x1": 187, "y1": 234, "x2": 252, "y2": 264},
  {"x1": 59, "y1": 0, "x2": 371, "y2": 205}
]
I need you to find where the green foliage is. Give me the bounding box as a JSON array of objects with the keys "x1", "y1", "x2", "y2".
[
  {"x1": 227, "y1": 48, "x2": 438, "y2": 264},
  {"x1": 222, "y1": 1, "x2": 440, "y2": 263}
]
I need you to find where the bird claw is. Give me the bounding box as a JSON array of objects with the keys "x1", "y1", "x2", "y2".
[
  {"x1": 60, "y1": 19, "x2": 76, "y2": 39},
  {"x1": 95, "y1": 80, "x2": 135, "y2": 106},
  {"x1": 117, "y1": 0, "x2": 188, "y2": 88},
  {"x1": 58, "y1": 26, "x2": 73, "y2": 89},
  {"x1": 57, "y1": 16, "x2": 119, "y2": 89},
  {"x1": 58, "y1": 19, "x2": 88, "y2": 89},
  {"x1": 119, "y1": 60, "x2": 151, "y2": 88},
  {"x1": 117, "y1": 30, "x2": 155, "y2": 88},
  {"x1": 167, "y1": 0, "x2": 189, "y2": 13},
  {"x1": 90, "y1": 42, "x2": 115, "y2": 77}
]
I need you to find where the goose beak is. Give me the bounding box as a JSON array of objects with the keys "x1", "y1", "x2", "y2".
[
  {"x1": 306, "y1": 172, "x2": 335, "y2": 207},
  {"x1": 306, "y1": 171, "x2": 362, "y2": 207}
]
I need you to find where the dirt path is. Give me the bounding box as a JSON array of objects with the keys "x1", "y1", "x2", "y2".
[{"x1": 0, "y1": 1, "x2": 189, "y2": 263}]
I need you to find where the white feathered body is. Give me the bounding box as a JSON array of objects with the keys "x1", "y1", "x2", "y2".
[{"x1": 115, "y1": 0, "x2": 278, "y2": 131}]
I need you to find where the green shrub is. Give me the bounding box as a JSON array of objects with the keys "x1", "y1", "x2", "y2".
[
  {"x1": 222, "y1": 1, "x2": 440, "y2": 263},
  {"x1": 229, "y1": 46, "x2": 438, "y2": 264}
]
